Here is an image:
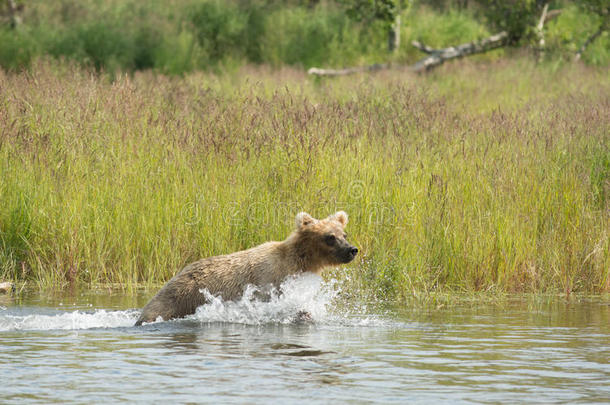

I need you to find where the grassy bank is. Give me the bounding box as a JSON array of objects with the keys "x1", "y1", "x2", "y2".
[
  {"x1": 0, "y1": 1, "x2": 608, "y2": 74},
  {"x1": 0, "y1": 59, "x2": 608, "y2": 297}
]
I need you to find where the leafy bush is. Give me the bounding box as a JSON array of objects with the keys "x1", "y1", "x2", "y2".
[
  {"x1": 260, "y1": 6, "x2": 376, "y2": 67},
  {"x1": 188, "y1": 1, "x2": 251, "y2": 64},
  {"x1": 474, "y1": 0, "x2": 543, "y2": 44},
  {"x1": 0, "y1": 28, "x2": 38, "y2": 70}
]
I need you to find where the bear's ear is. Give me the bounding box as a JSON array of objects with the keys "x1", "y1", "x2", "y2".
[
  {"x1": 330, "y1": 211, "x2": 348, "y2": 227},
  {"x1": 295, "y1": 212, "x2": 316, "y2": 229}
]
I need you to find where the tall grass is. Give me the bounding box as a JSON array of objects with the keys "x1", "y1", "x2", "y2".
[{"x1": 0, "y1": 59, "x2": 608, "y2": 297}]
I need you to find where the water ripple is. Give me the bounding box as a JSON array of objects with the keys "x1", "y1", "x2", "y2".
[{"x1": 0, "y1": 283, "x2": 609, "y2": 403}]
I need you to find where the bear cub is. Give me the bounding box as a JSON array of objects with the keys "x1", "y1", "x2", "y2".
[{"x1": 135, "y1": 211, "x2": 357, "y2": 325}]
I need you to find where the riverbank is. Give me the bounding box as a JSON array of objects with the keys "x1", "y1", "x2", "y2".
[{"x1": 0, "y1": 59, "x2": 608, "y2": 296}]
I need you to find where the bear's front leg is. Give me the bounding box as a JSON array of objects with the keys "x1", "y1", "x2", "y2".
[{"x1": 294, "y1": 310, "x2": 313, "y2": 323}]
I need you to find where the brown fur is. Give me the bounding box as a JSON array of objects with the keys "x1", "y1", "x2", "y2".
[{"x1": 135, "y1": 211, "x2": 356, "y2": 325}]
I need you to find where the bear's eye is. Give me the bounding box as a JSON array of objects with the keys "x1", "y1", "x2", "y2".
[{"x1": 324, "y1": 234, "x2": 336, "y2": 246}]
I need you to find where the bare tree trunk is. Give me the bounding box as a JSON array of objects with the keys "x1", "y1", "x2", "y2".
[
  {"x1": 388, "y1": 15, "x2": 401, "y2": 53},
  {"x1": 2, "y1": 0, "x2": 22, "y2": 28},
  {"x1": 535, "y1": 3, "x2": 549, "y2": 63},
  {"x1": 574, "y1": 24, "x2": 606, "y2": 61}
]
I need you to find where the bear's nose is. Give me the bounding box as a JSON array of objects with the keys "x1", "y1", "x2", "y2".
[{"x1": 350, "y1": 247, "x2": 358, "y2": 256}]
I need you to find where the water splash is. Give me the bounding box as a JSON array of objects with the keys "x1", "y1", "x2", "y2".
[
  {"x1": 0, "y1": 309, "x2": 139, "y2": 331},
  {"x1": 189, "y1": 273, "x2": 393, "y2": 327},
  {"x1": 191, "y1": 273, "x2": 336, "y2": 325},
  {"x1": 0, "y1": 274, "x2": 392, "y2": 331}
]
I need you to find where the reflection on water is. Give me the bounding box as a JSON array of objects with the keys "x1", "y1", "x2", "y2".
[{"x1": 0, "y1": 281, "x2": 608, "y2": 404}]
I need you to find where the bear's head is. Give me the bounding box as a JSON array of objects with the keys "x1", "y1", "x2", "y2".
[{"x1": 293, "y1": 211, "x2": 358, "y2": 269}]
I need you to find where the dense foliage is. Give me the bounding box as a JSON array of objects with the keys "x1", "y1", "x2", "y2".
[{"x1": 0, "y1": 0, "x2": 607, "y2": 74}]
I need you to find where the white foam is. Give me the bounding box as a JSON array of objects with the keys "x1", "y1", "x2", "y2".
[
  {"x1": 191, "y1": 273, "x2": 334, "y2": 325},
  {"x1": 0, "y1": 309, "x2": 139, "y2": 331}
]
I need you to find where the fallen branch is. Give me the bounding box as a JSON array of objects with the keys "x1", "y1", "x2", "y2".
[
  {"x1": 308, "y1": 31, "x2": 509, "y2": 76},
  {"x1": 308, "y1": 9, "x2": 564, "y2": 77},
  {"x1": 574, "y1": 24, "x2": 606, "y2": 61},
  {"x1": 410, "y1": 31, "x2": 509, "y2": 72},
  {"x1": 307, "y1": 63, "x2": 390, "y2": 77},
  {"x1": 545, "y1": 9, "x2": 562, "y2": 22},
  {"x1": 411, "y1": 41, "x2": 436, "y2": 54}
]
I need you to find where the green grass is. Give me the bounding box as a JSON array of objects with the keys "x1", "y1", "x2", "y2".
[{"x1": 0, "y1": 59, "x2": 608, "y2": 298}]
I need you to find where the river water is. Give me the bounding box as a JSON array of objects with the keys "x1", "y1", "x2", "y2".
[{"x1": 1, "y1": 275, "x2": 609, "y2": 404}]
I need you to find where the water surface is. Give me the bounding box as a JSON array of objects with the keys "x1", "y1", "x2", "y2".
[{"x1": 1, "y1": 276, "x2": 609, "y2": 404}]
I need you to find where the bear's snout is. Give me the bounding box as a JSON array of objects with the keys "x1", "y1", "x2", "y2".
[{"x1": 340, "y1": 245, "x2": 358, "y2": 263}]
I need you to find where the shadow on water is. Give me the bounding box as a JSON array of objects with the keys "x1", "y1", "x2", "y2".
[{"x1": 155, "y1": 321, "x2": 337, "y2": 358}]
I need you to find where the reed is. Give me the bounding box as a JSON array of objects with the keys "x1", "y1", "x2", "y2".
[{"x1": 0, "y1": 59, "x2": 608, "y2": 297}]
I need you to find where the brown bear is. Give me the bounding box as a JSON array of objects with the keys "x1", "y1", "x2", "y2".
[{"x1": 135, "y1": 211, "x2": 357, "y2": 325}]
